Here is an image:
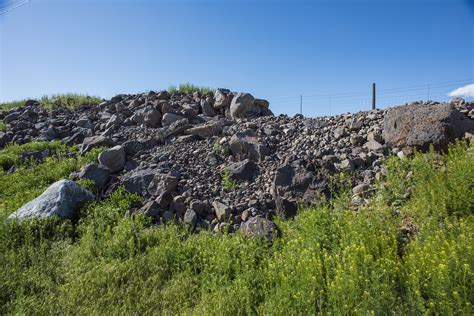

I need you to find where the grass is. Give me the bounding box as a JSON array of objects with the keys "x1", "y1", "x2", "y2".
[
  {"x1": 0, "y1": 121, "x2": 6, "y2": 132},
  {"x1": 168, "y1": 82, "x2": 214, "y2": 94},
  {"x1": 0, "y1": 142, "x2": 473, "y2": 314},
  {"x1": 0, "y1": 93, "x2": 102, "y2": 112}
]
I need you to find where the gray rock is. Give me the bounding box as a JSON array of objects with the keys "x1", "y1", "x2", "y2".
[
  {"x1": 162, "y1": 113, "x2": 184, "y2": 127},
  {"x1": 212, "y1": 201, "x2": 232, "y2": 222},
  {"x1": 201, "y1": 99, "x2": 216, "y2": 116},
  {"x1": 183, "y1": 209, "x2": 198, "y2": 227},
  {"x1": 229, "y1": 130, "x2": 269, "y2": 161},
  {"x1": 8, "y1": 179, "x2": 94, "y2": 220},
  {"x1": 98, "y1": 145, "x2": 125, "y2": 173},
  {"x1": 352, "y1": 182, "x2": 370, "y2": 195},
  {"x1": 229, "y1": 159, "x2": 259, "y2": 182},
  {"x1": 133, "y1": 106, "x2": 162, "y2": 127},
  {"x1": 383, "y1": 103, "x2": 474, "y2": 151},
  {"x1": 0, "y1": 132, "x2": 12, "y2": 149},
  {"x1": 147, "y1": 174, "x2": 178, "y2": 197},
  {"x1": 139, "y1": 200, "x2": 162, "y2": 219},
  {"x1": 4, "y1": 112, "x2": 20, "y2": 124},
  {"x1": 240, "y1": 217, "x2": 279, "y2": 242},
  {"x1": 184, "y1": 121, "x2": 223, "y2": 138},
  {"x1": 76, "y1": 163, "x2": 111, "y2": 191},
  {"x1": 121, "y1": 169, "x2": 155, "y2": 196},
  {"x1": 364, "y1": 140, "x2": 383, "y2": 152},
  {"x1": 230, "y1": 93, "x2": 260, "y2": 119},
  {"x1": 80, "y1": 135, "x2": 114, "y2": 154},
  {"x1": 105, "y1": 114, "x2": 123, "y2": 129},
  {"x1": 213, "y1": 89, "x2": 232, "y2": 109}
]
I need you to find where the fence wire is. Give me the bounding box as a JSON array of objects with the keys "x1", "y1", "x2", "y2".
[{"x1": 270, "y1": 79, "x2": 473, "y2": 117}]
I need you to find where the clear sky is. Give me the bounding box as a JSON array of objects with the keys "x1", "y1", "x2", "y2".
[{"x1": 1, "y1": 0, "x2": 473, "y2": 116}]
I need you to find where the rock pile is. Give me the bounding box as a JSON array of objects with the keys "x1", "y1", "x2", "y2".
[{"x1": 2, "y1": 89, "x2": 474, "y2": 240}]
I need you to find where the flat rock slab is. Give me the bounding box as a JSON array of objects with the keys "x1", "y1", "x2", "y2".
[{"x1": 8, "y1": 179, "x2": 94, "y2": 220}]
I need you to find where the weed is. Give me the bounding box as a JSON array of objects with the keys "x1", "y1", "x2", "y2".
[{"x1": 221, "y1": 170, "x2": 242, "y2": 190}]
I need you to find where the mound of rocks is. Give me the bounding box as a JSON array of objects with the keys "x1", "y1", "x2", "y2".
[{"x1": 3, "y1": 90, "x2": 474, "y2": 240}]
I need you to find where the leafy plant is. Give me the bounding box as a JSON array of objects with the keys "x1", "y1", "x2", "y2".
[{"x1": 221, "y1": 170, "x2": 243, "y2": 190}]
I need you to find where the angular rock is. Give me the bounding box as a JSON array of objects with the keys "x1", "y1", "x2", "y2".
[
  {"x1": 229, "y1": 159, "x2": 259, "y2": 182},
  {"x1": 147, "y1": 174, "x2": 179, "y2": 197},
  {"x1": 76, "y1": 163, "x2": 111, "y2": 191},
  {"x1": 184, "y1": 121, "x2": 223, "y2": 138},
  {"x1": 139, "y1": 200, "x2": 162, "y2": 219},
  {"x1": 8, "y1": 179, "x2": 94, "y2": 220},
  {"x1": 240, "y1": 217, "x2": 279, "y2": 242},
  {"x1": 201, "y1": 99, "x2": 216, "y2": 116},
  {"x1": 183, "y1": 209, "x2": 198, "y2": 227},
  {"x1": 80, "y1": 135, "x2": 114, "y2": 154},
  {"x1": 230, "y1": 93, "x2": 260, "y2": 119},
  {"x1": 98, "y1": 145, "x2": 126, "y2": 173},
  {"x1": 0, "y1": 132, "x2": 12, "y2": 149},
  {"x1": 212, "y1": 201, "x2": 232, "y2": 222},
  {"x1": 383, "y1": 103, "x2": 474, "y2": 152},
  {"x1": 213, "y1": 89, "x2": 232, "y2": 109},
  {"x1": 229, "y1": 130, "x2": 269, "y2": 161},
  {"x1": 162, "y1": 113, "x2": 184, "y2": 127},
  {"x1": 121, "y1": 169, "x2": 155, "y2": 196},
  {"x1": 132, "y1": 106, "x2": 162, "y2": 127}
]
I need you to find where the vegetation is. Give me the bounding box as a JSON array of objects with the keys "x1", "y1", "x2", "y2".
[
  {"x1": 168, "y1": 82, "x2": 214, "y2": 94},
  {"x1": 221, "y1": 170, "x2": 243, "y2": 190},
  {"x1": 212, "y1": 137, "x2": 231, "y2": 156},
  {"x1": 0, "y1": 142, "x2": 473, "y2": 314},
  {"x1": 0, "y1": 93, "x2": 101, "y2": 112},
  {"x1": 0, "y1": 141, "x2": 100, "y2": 216}
]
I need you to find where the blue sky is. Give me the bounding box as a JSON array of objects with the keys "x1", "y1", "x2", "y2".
[{"x1": 1, "y1": 0, "x2": 473, "y2": 116}]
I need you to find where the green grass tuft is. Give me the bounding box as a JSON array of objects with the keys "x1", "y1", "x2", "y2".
[{"x1": 168, "y1": 82, "x2": 214, "y2": 94}]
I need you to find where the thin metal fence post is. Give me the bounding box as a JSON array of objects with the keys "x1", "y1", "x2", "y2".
[
  {"x1": 372, "y1": 83, "x2": 376, "y2": 110},
  {"x1": 300, "y1": 95, "x2": 302, "y2": 115}
]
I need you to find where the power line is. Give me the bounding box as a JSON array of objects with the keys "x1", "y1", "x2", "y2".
[{"x1": 0, "y1": 0, "x2": 30, "y2": 15}]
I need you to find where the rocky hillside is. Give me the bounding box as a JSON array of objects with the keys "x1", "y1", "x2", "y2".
[{"x1": 1, "y1": 89, "x2": 473, "y2": 238}]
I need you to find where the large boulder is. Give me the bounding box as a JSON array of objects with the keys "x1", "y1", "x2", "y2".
[
  {"x1": 8, "y1": 179, "x2": 94, "y2": 220},
  {"x1": 230, "y1": 93, "x2": 260, "y2": 119},
  {"x1": 229, "y1": 130, "x2": 270, "y2": 161},
  {"x1": 132, "y1": 106, "x2": 162, "y2": 127},
  {"x1": 383, "y1": 103, "x2": 474, "y2": 152},
  {"x1": 98, "y1": 145, "x2": 125, "y2": 173}
]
